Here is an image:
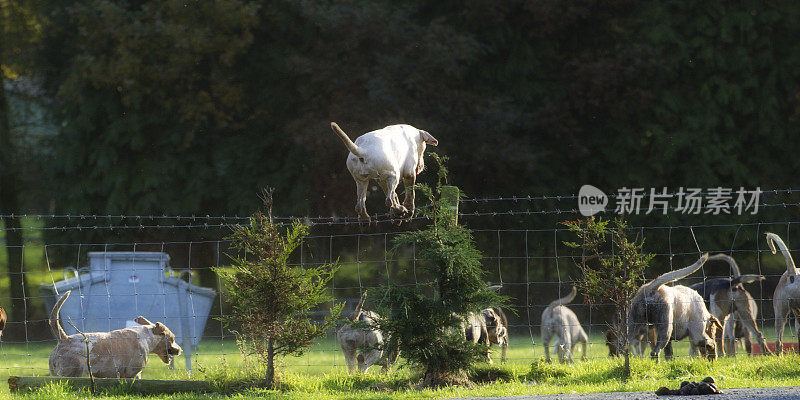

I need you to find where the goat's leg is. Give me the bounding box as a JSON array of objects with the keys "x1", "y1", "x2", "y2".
[
  {"x1": 401, "y1": 175, "x2": 416, "y2": 219},
  {"x1": 359, "y1": 349, "x2": 382, "y2": 373},
  {"x1": 543, "y1": 340, "x2": 551, "y2": 363},
  {"x1": 380, "y1": 335, "x2": 400, "y2": 373},
  {"x1": 561, "y1": 331, "x2": 573, "y2": 363},
  {"x1": 775, "y1": 303, "x2": 790, "y2": 355},
  {"x1": 717, "y1": 312, "x2": 732, "y2": 357},
  {"x1": 630, "y1": 337, "x2": 642, "y2": 356},
  {"x1": 580, "y1": 338, "x2": 588, "y2": 361},
  {"x1": 628, "y1": 323, "x2": 645, "y2": 357},
  {"x1": 795, "y1": 311, "x2": 800, "y2": 355},
  {"x1": 663, "y1": 341, "x2": 674, "y2": 359},
  {"x1": 377, "y1": 180, "x2": 399, "y2": 225},
  {"x1": 555, "y1": 340, "x2": 565, "y2": 363},
  {"x1": 652, "y1": 320, "x2": 672, "y2": 361},
  {"x1": 710, "y1": 302, "x2": 728, "y2": 356},
  {"x1": 629, "y1": 328, "x2": 646, "y2": 357},
  {"x1": 649, "y1": 328, "x2": 660, "y2": 355},
  {"x1": 355, "y1": 179, "x2": 370, "y2": 222},
  {"x1": 735, "y1": 308, "x2": 769, "y2": 356},
  {"x1": 542, "y1": 330, "x2": 552, "y2": 363},
  {"x1": 380, "y1": 176, "x2": 407, "y2": 218},
  {"x1": 637, "y1": 339, "x2": 646, "y2": 356},
  {"x1": 480, "y1": 327, "x2": 492, "y2": 364},
  {"x1": 342, "y1": 347, "x2": 358, "y2": 373},
  {"x1": 723, "y1": 314, "x2": 738, "y2": 356}
]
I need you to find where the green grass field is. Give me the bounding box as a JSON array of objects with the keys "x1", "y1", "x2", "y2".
[{"x1": 2, "y1": 332, "x2": 800, "y2": 399}]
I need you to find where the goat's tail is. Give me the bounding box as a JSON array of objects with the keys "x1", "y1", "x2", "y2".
[
  {"x1": 330, "y1": 122, "x2": 362, "y2": 158},
  {"x1": 350, "y1": 290, "x2": 368, "y2": 321},
  {"x1": 707, "y1": 254, "x2": 741, "y2": 277},
  {"x1": 640, "y1": 253, "x2": 709, "y2": 296},
  {"x1": 487, "y1": 284, "x2": 503, "y2": 292},
  {"x1": 49, "y1": 290, "x2": 70, "y2": 340},
  {"x1": 547, "y1": 286, "x2": 577, "y2": 308},
  {"x1": 766, "y1": 232, "x2": 798, "y2": 276},
  {"x1": 732, "y1": 274, "x2": 766, "y2": 285}
]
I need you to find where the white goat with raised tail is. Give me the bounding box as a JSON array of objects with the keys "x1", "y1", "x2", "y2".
[{"x1": 766, "y1": 233, "x2": 800, "y2": 354}]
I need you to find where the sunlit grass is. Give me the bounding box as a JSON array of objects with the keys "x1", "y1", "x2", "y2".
[{"x1": 2, "y1": 333, "x2": 800, "y2": 399}]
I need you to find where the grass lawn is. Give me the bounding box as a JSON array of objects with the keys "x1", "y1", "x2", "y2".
[{"x1": 2, "y1": 332, "x2": 800, "y2": 399}]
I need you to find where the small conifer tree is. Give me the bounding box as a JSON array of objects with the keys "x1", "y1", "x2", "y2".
[
  {"x1": 218, "y1": 189, "x2": 342, "y2": 387},
  {"x1": 378, "y1": 155, "x2": 504, "y2": 387},
  {"x1": 563, "y1": 217, "x2": 652, "y2": 380}
]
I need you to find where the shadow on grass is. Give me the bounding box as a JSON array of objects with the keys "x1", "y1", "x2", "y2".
[
  {"x1": 469, "y1": 365, "x2": 517, "y2": 384},
  {"x1": 523, "y1": 354, "x2": 800, "y2": 393},
  {"x1": 745, "y1": 356, "x2": 800, "y2": 379},
  {"x1": 526, "y1": 359, "x2": 570, "y2": 382},
  {"x1": 322, "y1": 374, "x2": 382, "y2": 391},
  {"x1": 526, "y1": 357, "x2": 716, "y2": 386}
]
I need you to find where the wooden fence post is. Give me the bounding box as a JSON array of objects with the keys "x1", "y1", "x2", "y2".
[{"x1": 440, "y1": 186, "x2": 459, "y2": 226}]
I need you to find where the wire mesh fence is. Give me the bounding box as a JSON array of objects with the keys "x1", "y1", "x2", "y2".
[{"x1": 0, "y1": 189, "x2": 799, "y2": 377}]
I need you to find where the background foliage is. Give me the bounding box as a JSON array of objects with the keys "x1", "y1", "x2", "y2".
[{"x1": 5, "y1": 0, "x2": 796, "y2": 218}]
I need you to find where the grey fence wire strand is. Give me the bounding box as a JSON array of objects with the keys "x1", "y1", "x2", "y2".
[
  {"x1": 0, "y1": 186, "x2": 795, "y2": 221},
  {"x1": 0, "y1": 192, "x2": 797, "y2": 229}
]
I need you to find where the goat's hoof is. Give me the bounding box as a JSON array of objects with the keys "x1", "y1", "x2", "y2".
[
  {"x1": 390, "y1": 210, "x2": 408, "y2": 219},
  {"x1": 399, "y1": 205, "x2": 414, "y2": 217}
]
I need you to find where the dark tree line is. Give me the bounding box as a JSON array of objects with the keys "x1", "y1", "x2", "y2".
[{"x1": 16, "y1": 0, "x2": 798, "y2": 220}]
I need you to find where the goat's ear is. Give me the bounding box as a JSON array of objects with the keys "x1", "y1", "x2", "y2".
[
  {"x1": 135, "y1": 316, "x2": 153, "y2": 326},
  {"x1": 152, "y1": 323, "x2": 166, "y2": 336},
  {"x1": 419, "y1": 130, "x2": 438, "y2": 146}
]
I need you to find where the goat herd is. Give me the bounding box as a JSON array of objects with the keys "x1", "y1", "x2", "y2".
[
  {"x1": 325, "y1": 122, "x2": 798, "y2": 371},
  {"x1": 336, "y1": 232, "x2": 800, "y2": 372}
]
